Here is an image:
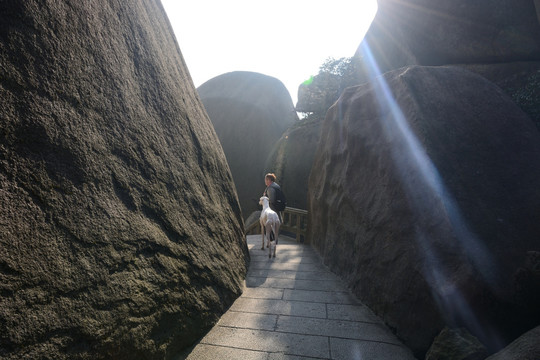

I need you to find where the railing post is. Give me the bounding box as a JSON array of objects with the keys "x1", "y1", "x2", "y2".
[
  {"x1": 245, "y1": 207, "x2": 308, "y2": 242},
  {"x1": 295, "y1": 212, "x2": 301, "y2": 241}
]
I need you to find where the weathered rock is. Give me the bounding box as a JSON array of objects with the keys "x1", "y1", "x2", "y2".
[
  {"x1": 264, "y1": 117, "x2": 323, "y2": 209},
  {"x1": 353, "y1": 0, "x2": 540, "y2": 135},
  {"x1": 426, "y1": 327, "x2": 488, "y2": 360},
  {"x1": 307, "y1": 65, "x2": 540, "y2": 357},
  {"x1": 513, "y1": 251, "x2": 540, "y2": 320},
  {"x1": 461, "y1": 62, "x2": 540, "y2": 132},
  {"x1": 198, "y1": 71, "x2": 298, "y2": 218},
  {"x1": 485, "y1": 326, "x2": 540, "y2": 360},
  {"x1": 244, "y1": 210, "x2": 261, "y2": 228},
  {"x1": 357, "y1": 0, "x2": 540, "y2": 75},
  {"x1": 0, "y1": 1, "x2": 249, "y2": 359}
]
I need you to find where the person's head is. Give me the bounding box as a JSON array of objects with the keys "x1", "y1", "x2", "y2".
[{"x1": 265, "y1": 173, "x2": 276, "y2": 186}]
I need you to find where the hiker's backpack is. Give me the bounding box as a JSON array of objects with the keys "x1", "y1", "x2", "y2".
[{"x1": 274, "y1": 187, "x2": 287, "y2": 211}]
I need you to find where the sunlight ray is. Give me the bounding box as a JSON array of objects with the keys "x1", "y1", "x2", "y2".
[{"x1": 356, "y1": 40, "x2": 505, "y2": 349}]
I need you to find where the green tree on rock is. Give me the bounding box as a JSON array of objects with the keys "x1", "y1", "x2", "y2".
[{"x1": 296, "y1": 56, "x2": 363, "y2": 121}]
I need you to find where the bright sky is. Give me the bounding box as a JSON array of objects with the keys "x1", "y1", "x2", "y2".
[{"x1": 161, "y1": 1, "x2": 378, "y2": 106}]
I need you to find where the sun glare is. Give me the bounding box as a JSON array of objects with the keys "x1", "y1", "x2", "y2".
[
  {"x1": 161, "y1": 0, "x2": 378, "y2": 104},
  {"x1": 358, "y1": 40, "x2": 504, "y2": 349}
]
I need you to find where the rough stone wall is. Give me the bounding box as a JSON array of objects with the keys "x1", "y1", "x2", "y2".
[
  {"x1": 356, "y1": 0, "x2": 540, "y2": 131},
  {"x1": 307, "y1": 65, "x2": 540, "y2": 357},
  {"x1": 0, "y1": 1, "x2": 248, "y2": 359},
  {"x1": 303, "y1": 1, "x2": 540, "y2": 356}
]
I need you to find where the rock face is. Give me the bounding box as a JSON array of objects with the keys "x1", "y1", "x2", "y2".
[
  {"x1": 0, "y1": 1, "x2": 249, "y2": 359},
  {"x1": 198, "y1": 72, "x2": 297, "y2": 218},
  {"x1": 425, "y1": 327, "x2": 488, "y2": 360},
  {"x1": 307, "y1": 65, "x2": 540, "y2": 357},
  {"x1": 356, "y1": 0, "x2": 540, "y2": 132},
  {"x1": 264, "y1": 118, "x2": 323, "y2": 209},
  {"x1": 485, "y1": 325, "x2": 540, "y2": 360},
  {"x1": 359, "y1": 0, "x2": 540, "y2": 74},
  {"x1": 461, "y1": 62, "x2": 540, "y2": 132}
]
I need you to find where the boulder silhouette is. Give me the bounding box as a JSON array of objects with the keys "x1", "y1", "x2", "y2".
[
  {"x1": 307, "y1": 65, "x2": 540, "y2": 357},
  {"x1": 198, "y1": 71, "x2": 297, "y2": 218},
  {"x1": 0, "y1": 1, "x2": 248, "y2": 359}
]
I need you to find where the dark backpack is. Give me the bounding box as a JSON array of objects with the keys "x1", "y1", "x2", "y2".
[{"x1": 273, "y1": 186, "x2": 287, "y2": 211}]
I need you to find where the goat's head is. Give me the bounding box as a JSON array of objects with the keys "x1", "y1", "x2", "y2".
[{"x1": 259, "y1": 196, "x2": 269, "y2": 206}]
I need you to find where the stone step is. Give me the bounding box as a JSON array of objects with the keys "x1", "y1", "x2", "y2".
[{"x1": 182, "y1": 235, "x2": 417, "y2": 360}]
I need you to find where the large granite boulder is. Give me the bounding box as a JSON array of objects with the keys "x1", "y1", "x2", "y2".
[
  {"x1": 354, "y1": 0, "x2": 540, "y2": 133},
  {"x1": 307, "y1": 65, "x2": 540, "y2": 357},
  {"x1": 0, "y1": 1, "x2": 249, "y2": 359},
  {"x1": 358, "y1": 0, "x2": 540, "y2": 74},
  {"x1": 198, "y1": 72, "x2": 297, "y2": 218}
]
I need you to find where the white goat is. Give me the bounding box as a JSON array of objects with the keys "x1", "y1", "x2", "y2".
[{"x1": 259, "y1": 196, "x2": 280, "y2": 258}]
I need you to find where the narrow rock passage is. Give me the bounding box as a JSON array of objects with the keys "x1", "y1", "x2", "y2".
[{"x1": 184, "y1": 235, "x2": 416, "y2": 359}]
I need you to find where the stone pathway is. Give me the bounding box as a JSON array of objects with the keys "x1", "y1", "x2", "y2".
[{"x1": 184, "y1": 235, "x2": 416, "y2": 360}]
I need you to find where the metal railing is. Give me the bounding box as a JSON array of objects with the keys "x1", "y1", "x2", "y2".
[{"x1": 245, "y1": 207, "x2": 308, "y2": 243}]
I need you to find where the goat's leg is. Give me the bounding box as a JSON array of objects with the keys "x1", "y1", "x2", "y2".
[
  {"x1": 273, "y1": 223, "x2": 280, "y2": 258},
  {"x1": 265, "y1": 223, "x2": 273, "y2": 258},
  {"x1": 276, "y1": 212, "x2": 282, "y2": 245},
  {"x1": 260, "y1": 222, "x2": 265, "y2": 250}
]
